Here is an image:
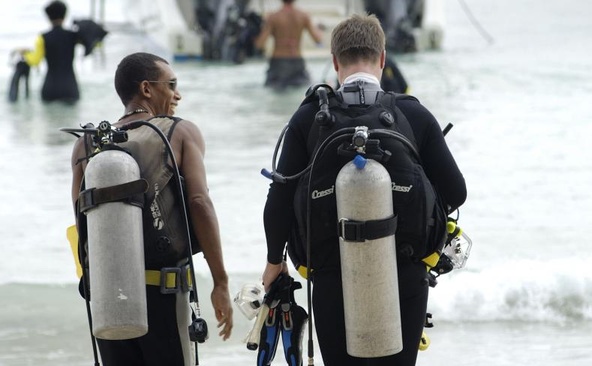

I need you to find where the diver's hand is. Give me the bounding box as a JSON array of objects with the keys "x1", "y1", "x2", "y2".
[
  {"x1": 262, "y1": 261, "x2": 288, "y2": 292},
  {"x1": 211, "y1": 284, "x2": 233, "y2": 340}
]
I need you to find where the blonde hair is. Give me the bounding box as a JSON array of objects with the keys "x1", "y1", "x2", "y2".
[{"x1": 331, "y1": 14, "x2": 385, "y2": 66}]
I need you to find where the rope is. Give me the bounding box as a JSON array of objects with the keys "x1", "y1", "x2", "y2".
[{"x1": 457, "y1": 0, "x2": 495, "y2": 45}]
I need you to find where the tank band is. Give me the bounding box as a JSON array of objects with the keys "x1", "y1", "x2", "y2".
[
  {"x1": 78, "y1": 178, "x2": 148, "y2": 213},
  {"x1": 338, "y1": 214, "x2": 398, "y2": 242}
]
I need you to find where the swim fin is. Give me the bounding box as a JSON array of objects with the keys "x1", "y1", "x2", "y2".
[
  {"x1": 256, "y1": 306, "x2": 282, "y2": 366},
  {"x1": 66, "y1": 225, "x2": 83, "y2": 278},
  {"x1": 280, "y1": 303, "x2": 307, "y2": 366},
  {"x1": 255, "y1": 273, "x2": 307, "y2": 366},
  {"x1": 8, "y1": 59, "x2": 30, "y2": 103}
]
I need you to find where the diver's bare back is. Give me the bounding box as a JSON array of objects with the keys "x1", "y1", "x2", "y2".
[{"x1": 269, "y1": 7, "x2": 312, "y2": 58}]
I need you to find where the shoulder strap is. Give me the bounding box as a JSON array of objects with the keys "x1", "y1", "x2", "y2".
[
  {"x1": 302, "y1": 83, "x2": 337, "y2": 107},
  {"x1": 378, "y1": 92, "x2": 419, "y2": 151},
  {"x1": 167, "y1": 117, "x2": 183, "y2": 140},
  {"x1": 145, "y1": 116, "x2": 183, "y2": 170},
  {"x1": 304, "y1": 84, "x2": 342, "y2": 156}
]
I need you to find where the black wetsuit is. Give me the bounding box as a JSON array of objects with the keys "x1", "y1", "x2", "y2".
[
  {"x1": 263, "y1": 79, "x2": 466, "y2": 366},
  {"x1": 41, "y1": 26, "x2": 79, "y2": 102}
]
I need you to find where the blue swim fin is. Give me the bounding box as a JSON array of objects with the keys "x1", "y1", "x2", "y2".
[
  {"x1": 280, "y1": 303, "x2": 307, "y2": 366},
  {"x1": 254, "y1": 274, "x2": 307, "y2": 366},
  {"x1": 256, "y1": 306, "x2": 281, "y2": 366},
  {"x1": 277, "y1": 277, "x2": 307, "y2": 366}
]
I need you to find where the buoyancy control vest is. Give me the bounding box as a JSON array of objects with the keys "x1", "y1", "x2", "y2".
[
  {"x1": 287, "y1": 83, "x2": 447, "y2": 272},
  {"x1": 118, "y1": 116, "x2": 200, "y2": 269}
]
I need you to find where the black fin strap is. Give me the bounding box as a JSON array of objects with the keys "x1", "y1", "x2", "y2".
[
  {"x1": 338, "y1": 214, "x2": 398, "y2": 242},
  {"x1": 78, "y1": 178, "x2": 149, "y2": 213}
]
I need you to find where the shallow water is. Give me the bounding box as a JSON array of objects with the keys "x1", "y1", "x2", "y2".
[{"x1": 1, "y1": 0, "x2": 592, "y2": 365}]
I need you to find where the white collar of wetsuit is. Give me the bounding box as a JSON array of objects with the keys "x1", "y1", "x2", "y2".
[{"x1": 341, "y1": 72, "x2": 381, "y2": 87}]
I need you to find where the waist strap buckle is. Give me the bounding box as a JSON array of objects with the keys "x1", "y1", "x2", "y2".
[
  {"x1": 158, "y1": 266, "x2": 192, "y2": 294},
  {"x1": 160, "y1": 267, "x2": 181, "y2": 294}
]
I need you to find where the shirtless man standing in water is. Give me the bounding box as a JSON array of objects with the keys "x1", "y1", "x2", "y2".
[{"x1": 255, "y1": 0, "x2": 323, "y2": 90}]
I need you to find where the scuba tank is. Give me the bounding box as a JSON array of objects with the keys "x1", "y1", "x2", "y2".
[
  {"x1": 335, "y1": 145, "x2": 403, "y2": 357},
  {"x1": 83, "y1": 140, "x2": 148, "y2": 340},
  {"x1": 77, "y1": 121, "x2": 149, "y2": 340}
]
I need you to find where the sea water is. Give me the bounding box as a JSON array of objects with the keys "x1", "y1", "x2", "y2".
[{"x1": 0, "y1": 0, "x2": 591, "y2": 365}]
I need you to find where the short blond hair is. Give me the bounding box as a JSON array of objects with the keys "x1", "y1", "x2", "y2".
[{"x1": 331, "y1": 14, "x2": 385, "y2": 66}]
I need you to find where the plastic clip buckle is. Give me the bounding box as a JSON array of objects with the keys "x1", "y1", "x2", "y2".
[
  {"x1": 339, "y1": 219, "x2": 365, "y2": 242},
  {"x1": 78, "y1": 188, "x2": 97, "y2": 213},
  {"x1": 160, "y1": 267, "x2": 181, "y2": 294}
]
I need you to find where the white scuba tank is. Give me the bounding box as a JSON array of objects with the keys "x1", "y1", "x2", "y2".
[
  {"x1": 84, "y1": 149, "x2": 148, "y2": 340},
  {"x1": 335, "y1": 155, "x2": 403, "y2": 357}
]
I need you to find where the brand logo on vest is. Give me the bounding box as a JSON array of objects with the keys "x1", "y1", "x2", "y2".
[
  {"x1": 150, "y1": 183, "x2": 164, "y2": 230},
  {"x1": 311, "y1": 185, "x2": 334, "y2": 199},
  {"x1": 392, "y1": 182, "x2": 413, "y2": 193}
]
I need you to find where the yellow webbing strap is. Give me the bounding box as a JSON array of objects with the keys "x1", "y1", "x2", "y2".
[
  {"x1": 145, "y1": 267, "x2": 192, "y2": 288},
  {"x1": 67, "y1": 225, "x2": 192, "y2": 289}
]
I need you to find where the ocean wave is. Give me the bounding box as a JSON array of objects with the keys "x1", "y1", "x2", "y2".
[{"x1": 428, "y1": 257, "x2": 592, "y2": 323}]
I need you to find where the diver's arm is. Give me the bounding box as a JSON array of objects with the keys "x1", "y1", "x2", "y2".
[
  {"x1": 423, "y1": 121, "x2": 467, "y2": 212},
  {"x1": 255, "y1": 15, "x2": 273, "y2": 51},
  {"x1": 22, "y1": 35, "x2": 45, "y2": 67},
  {"x1": 174, "y1": 120, "x2": 233, "y2": 340},
  {"x1": 399, "y1": 99, "x2": 467, "y2": 211},
  {"x1": 176, "y1": 120, "x2": 226, "y2": 284},
  {"x1": 304, "y1": 13, "x2": 323, "y2": 44},
  {"x1": 263, "y1": 107, "x2": 312, "y2": 265},
  {"x1": 263, "y1": 182, "x2": 294, "y2": 264},
  {"x1": 262, "y1": 106, "x2": 313, "y2": 289}
]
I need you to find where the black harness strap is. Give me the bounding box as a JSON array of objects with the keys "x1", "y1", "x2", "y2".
[
  {"x1": 78, "y1": 178, "x2": 148, "y2": 213},
  {"x1": 379, "y1": 92, "x2": 422, "y2": 157},
  {"x1": 338, "y1": 214, "x2": 398, "y2": 242}
]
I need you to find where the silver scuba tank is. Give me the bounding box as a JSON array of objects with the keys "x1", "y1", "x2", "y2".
[
  {"x1": 84, "y1": 149, "x2": 148, "y2": 340},
  {"x1": 335, "y1": 154, "x2": 403, "y2": 357}
]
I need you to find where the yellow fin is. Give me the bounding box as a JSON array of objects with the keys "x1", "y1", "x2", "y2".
[{"x1": 66, "y1": 225, "x2": 83, "y2": 279}]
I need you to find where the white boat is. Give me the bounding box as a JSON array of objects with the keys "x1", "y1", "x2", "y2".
[{"x1": 121, "y1": 0, "x2": 446, "y2": 62}]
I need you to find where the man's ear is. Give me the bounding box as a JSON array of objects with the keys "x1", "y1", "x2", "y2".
[
  {"x1": 380, "y1": 50, "x2": 386, "y2": 69},
  {"x1": 139, "y1": 80, "x2": 151, "y2": 98},
  {"x1": 332, "y1": 54, "x2": 339, "y2": 72}
]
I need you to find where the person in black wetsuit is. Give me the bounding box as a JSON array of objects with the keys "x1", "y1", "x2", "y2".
[
  {"x1": 261, "y1": 14, "x2": 466, "y2": 366},
  {"x1": 20, "y1": 1, "x2": 80, "y2": 103}
]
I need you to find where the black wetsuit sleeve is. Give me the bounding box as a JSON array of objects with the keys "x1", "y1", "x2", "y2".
[
  {"x1": 263, "y1": 105, "x2": 315, "y2": 264},
  {"x1": 398, "y1": 98, "x2": 467, "y2": 212}
]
